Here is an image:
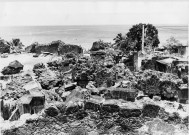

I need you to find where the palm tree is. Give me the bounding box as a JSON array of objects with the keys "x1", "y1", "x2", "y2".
[{"x1": 113, "y1": 33, "x2": 127, "y2": 49}]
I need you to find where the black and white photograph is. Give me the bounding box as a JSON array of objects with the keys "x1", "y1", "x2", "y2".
[{"x1": 0, "y1": 0, "x2": 189, "y2": 134}]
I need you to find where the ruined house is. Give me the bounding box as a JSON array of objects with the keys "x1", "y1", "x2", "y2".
[
  {"x1": 18, "y1": 90, "x2": 45, "y2": 115},
  {"x1": 156, "y1": 57, "x2": 177, "y2": 73},
  {"x1": 169, "y1": 44, "x2": 188, "y2": 56}
]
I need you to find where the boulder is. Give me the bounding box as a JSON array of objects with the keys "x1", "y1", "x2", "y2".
[
  {"x1": 101, "y1": 100, "x2": 120, "y2": 113},
  {"x1": 90, "y1": 40, "x2": 109, "y2": 51},
  {"x1": 33, "y1": 63, "x2": 46, "y2": 76},
  {"x1": 37, "y1": 70, "x2": 62, "y2": 90},
  {"x1": 0, "y1": 39, "x2": 10, "y2": 53},
  {"x1": 65, "y1": 101, "x2": 80, "y2": 115},
  {"x1": 142, "y1": 104, "x2": 160, "y2": 118},
  {"x1": 1, "y1": 60, "x2": 23, "y2": 75},
  {"x1": 45, "y1": 105, "x2": 59, "y2": 117}
]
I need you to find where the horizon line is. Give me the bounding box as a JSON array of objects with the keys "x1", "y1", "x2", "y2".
[{"x1": 0, "y1": 24, "x2": 188, "y2": 27}]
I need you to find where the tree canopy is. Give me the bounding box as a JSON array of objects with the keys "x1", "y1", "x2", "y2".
[
  {"x1": 163, "y1": 36, "x2": 183, "y2": 49},
  {"x1": 114, "y1": 23, "x2": 160, "y2": 52}
]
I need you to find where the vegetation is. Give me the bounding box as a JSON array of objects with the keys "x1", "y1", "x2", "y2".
[
  {"x1": 114, "y1": 23, "x2": 160, "y2": 52},
  {"x1": 163, "y1": 36, "x2": 184, "y2": 53}
]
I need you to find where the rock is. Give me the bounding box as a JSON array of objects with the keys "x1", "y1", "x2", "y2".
[
  {"x1": 90, "y1": 40, "x2": 109, "y2": 51},
  {"x1": 145, "y1": 118, "x2": 176, "y2": 135},
  {"x1": 0, "y1": 39, "x2": 10, "y2": 53},
  {"x1": 98, "y1": 87, "x2": 108, "y2": 95},
  {"x1": 61, "y1": 91, "x2": 71, "y2": 101},
  {"x1": 59, "y1": 44, "x2": 83, "y2": 55},
  {"x1": 153, "y1": 96, "x2": 161, "y2": 101},
  {"x1": 45, "y1": 105, "x2": 59, "y2": 117},
  {"x1": 86, "y1": 81, "x2": 99, "y2": 95},
  {"x1": 53, "y1": 102, "x2": 66, "y2": 113},
  {"x1": 64, "y1": 83, "x2": 77, "y2": 91},
  {"x1": 33, "y1": 63, "x2": 45, "y2": 70},
  {"x1": 37, "y1": 70, "x2": 62, "y2": 90},
  {"x1": 33, "y1": 54, "x2": 39, "y2": 57},
  {"x1": 23, "y1": 80, "x2": 42, "y2": 91},
  {"x1": 1, "y1": 60, "x2": 23, "y2": 75},
  {"x1": 75, "y1": 71, "x2": 90, "y2": 88},
  {"x1": 26, "y1": 40, "x2": 83, "y2": 55},
  {"x1": 33, "y1": 63, "x2": 46, "y2": 76},
  {"x1": 88, "y1": 131, "x2": 99, "y2": 135},
  {"x1": 65, "y1": 101, "x2": 81, "y2": 115},
  {"x1": 75, "y1": 110, "x2": 88, "y2": 120},
  {"x1": 166, "y1": 112, "x2": 182, "y2": 125},
  {"x1": 119, "y1": 117, "x2": 143, "y2": 131},
  {"x1": 142, "y1": 104, "x2": 160, "y2": 118},
  {"x1": 70, "y1": 127, "x2": 88, "y2": 135},
  {"x1": 101, "y1": 100, "x2": 120, "y2": 113}
]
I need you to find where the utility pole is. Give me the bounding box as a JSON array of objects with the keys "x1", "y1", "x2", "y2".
[{"x1": 142, "y1": 24, "x2": 145, "y2": 54}]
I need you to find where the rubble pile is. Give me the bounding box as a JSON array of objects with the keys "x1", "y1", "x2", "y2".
[
  {"x1": 37, "y1": 70, "x2": 63, "y2": 90},
  {"x1": 0, "y1": 74, "x2": 33, "y2": 100},
  {"x1": 136, "y1": 70, "x2": 182, "y2": 100},
  {"x1": 1, "y1": 40, "x2": 188, "y2": 135},
  {"x1": 2, "y1": 97, "x2": 188, "y2": 135}
]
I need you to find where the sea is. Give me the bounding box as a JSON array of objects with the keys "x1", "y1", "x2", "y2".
[{"x1": 0, "y1": 25, "x2": 188, "y2": 49}]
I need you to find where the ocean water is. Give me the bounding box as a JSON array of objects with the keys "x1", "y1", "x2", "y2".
[{"x1": 0, "y1": 25, "x2": 188, "y2": 49}]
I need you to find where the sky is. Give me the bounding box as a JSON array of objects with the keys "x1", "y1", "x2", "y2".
[{"x1": 0, "y1": 0, "x2": 189, "y2": 26}]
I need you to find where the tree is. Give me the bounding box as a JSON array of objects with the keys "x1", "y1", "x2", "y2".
[
  {"x1": 164, "y1": 36, "x2": 182, "y2": 49},
  {"x1": 113, "y1": 33, "x2": 137, "y2": 53},
  {"x1": 163, "y1": 36, "x2": 183, "y2": 54},
  {"x1": 126, "y1": 23, "x2": 160, "y2": 51}
]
